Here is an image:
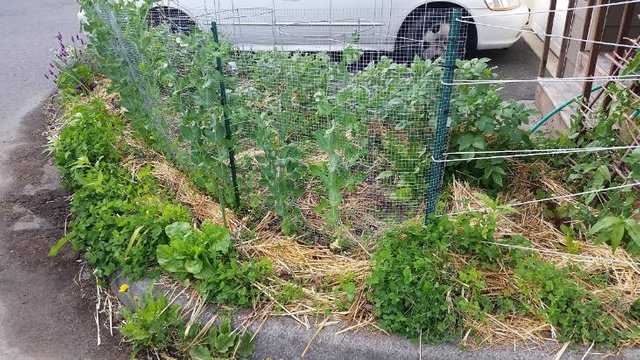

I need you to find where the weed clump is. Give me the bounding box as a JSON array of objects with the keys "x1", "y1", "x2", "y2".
[
  {"x1": 50, "y1": 100, "x2": 191, "y2": 279},
  {"x1": 367, "y1": 219, "x2": 461, "y2": 342}
]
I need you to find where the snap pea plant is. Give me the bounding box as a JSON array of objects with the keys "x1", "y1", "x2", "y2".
[{"x1": 252, "y1": 113, "x2": 307, "y2": 235}]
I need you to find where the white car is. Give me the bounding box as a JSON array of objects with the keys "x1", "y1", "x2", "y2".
[{"x1": 147, "y1": 1, "x2": 529, "y2": 59}]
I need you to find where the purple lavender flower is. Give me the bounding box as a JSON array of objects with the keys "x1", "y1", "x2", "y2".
[
  {"x1": 44, "y1": 74, "x2": 50, "y2": 80},
  {"x1": 49, "y1": 69, "x2": 55, "y2": 76},
  {"x1": 49, "y1": 62, "x2": 54, "y2": 68},
  {"x1": 76, "y1": 34, "x2": 80, "y2": 41},
  {"x1": 56, "y1": 32, "x2": 63, "y2": 41},
  {"x1": 80, "y1": 38, "x2": 85, "y2": 45}
]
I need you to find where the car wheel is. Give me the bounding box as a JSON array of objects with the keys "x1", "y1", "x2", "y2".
[
  {"x1": 148, "y1": 7, "x2": 196, "y2": 35},
  {"x1": 395, "y1": 9, "x2": 455, "y2": 62}
]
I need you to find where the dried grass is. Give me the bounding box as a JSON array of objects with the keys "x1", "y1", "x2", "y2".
[
  {"x1": 50, "y1": 81, "x2": 640, "y2": 350},
  {"x1": 448, "y1": 160, "x2": 640, "y2": 348},
  {"x1": 117, "y1": 125, "x2": 640, "y2": 349},
  {"x1": 118, "y1": 128, "x2": 373, "y2": 328}
]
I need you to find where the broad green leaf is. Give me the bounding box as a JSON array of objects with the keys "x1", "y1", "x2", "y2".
[
  {"x1": 403, "y1": 267, "x2": 413, "y2": 285},
  {"x1": 455, "y1": 134, "x2": 485, "y2": 151},
  {"x1": 185, "y1": 258, "x2": 203, "y2": 275},
  {"x1": 156, "y1": 245, "x2": 174, "y2": 266},
  {"x1": 592, "y1": 165, "x2": 611, "y2": 188},
  {"x1": 344, "y1": 282, "x2": 356, "y2": 302},
  {"x1": 179, "y1": 125, "x2": 200, "y2": 142},
  {"x1": 236, "y1": 333, "x2": 256, "y2": 358},
  {"x1": 610, "y1": 222, "x2": 626, "y2": 253},
  {"x1": 189, "y1": 345, "x2": 212, "y2": 360},
  {"x1": 219, "y1": 318, "x2": 232, "y2": 335},
  {"x1": 165, "y1": 222, "x2": 193, "y2": 241},
  {"x1": 491, "y1": 171, "x2": 504, "y2": 187},
  {"x1": 211, "y1": 236, "x2": 231, "y2": 254},
  {"x1": 193, "y1": 263, "x2": 216, "y2": 280},
  {"x1": 212, "y1": 333, "x2": 236, "y2": 353},
  {"x1": 625, "y1": 219, "x2": 640, "y2": 247},
  {"x1": 202, "y1": 222, "x2": 232, "y2": 253},
  {"x1": 589, "y1": 216, "x2": 624, "y2": 235}
]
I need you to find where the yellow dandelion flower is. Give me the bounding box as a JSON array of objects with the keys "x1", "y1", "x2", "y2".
[{"x1": 118, "y1": 284, "x2": 129, "y2": 293}]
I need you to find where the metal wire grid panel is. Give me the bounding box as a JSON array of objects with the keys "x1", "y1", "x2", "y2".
[{"x1": 87, "y1": 1, "x2": 467, "y2": 243}]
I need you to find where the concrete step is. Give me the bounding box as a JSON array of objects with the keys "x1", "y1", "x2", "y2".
[{"x1": 534, "y1": 81, "x2": 583, "y2": 132}]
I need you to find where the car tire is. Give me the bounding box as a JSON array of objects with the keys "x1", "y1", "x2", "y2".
[
  {"x1": 395, "y1": 8, "x2": 466, "y2": 62},
  {"x1": 148, "y1": 7, "x2": 196, "y2": 35}
]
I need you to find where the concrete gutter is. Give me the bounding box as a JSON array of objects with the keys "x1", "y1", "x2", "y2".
[{"x1": 112, "y1": 275, "x2": 640, "y2": 360}]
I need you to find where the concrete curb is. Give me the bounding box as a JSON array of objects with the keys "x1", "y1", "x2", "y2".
[{"x1": 112, "y1": 275, "x2": 640, "y2": 360}]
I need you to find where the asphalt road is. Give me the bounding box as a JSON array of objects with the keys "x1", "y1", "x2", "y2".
[
  {"x1": 0, "y1": 0, "x2": 77, "y2": 145},
  {"x1": 478, "y1": 37, "x2": 540, "y2": 101},
  {"x1": 0, "y1": 1, "x2": 127, "y2": 359}
]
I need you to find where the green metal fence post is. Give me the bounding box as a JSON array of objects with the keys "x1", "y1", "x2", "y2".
[
  {"x1": 425, "y1": 9, "x2": 462, "y2": 222},
  {"x1": 211, "y1": 21, "x2": 241, "y2": 209}
]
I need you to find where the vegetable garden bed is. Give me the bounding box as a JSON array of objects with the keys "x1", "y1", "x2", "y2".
[{"x1": 46, "y1": 0, "x2": 640, "y2": 358}]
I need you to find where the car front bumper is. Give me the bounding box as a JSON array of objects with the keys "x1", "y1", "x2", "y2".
[{"x1": 469, "y1": 4, "x2": 530, "y2": 50}]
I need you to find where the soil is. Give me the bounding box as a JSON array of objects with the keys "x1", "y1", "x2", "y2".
[{"x1": 0, "y1": 101, "x2": 129, "y2": 359}]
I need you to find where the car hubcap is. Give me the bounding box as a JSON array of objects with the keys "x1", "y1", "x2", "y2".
[{"x1": 422, "y1": 22, "x2": 450, "y2": 59}]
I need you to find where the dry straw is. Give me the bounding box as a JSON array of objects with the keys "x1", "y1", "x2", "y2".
[
  {"x1": 449, "y1": 161, "x2": 640, "y2": 348},
  {"x1": 47, "y1": 83, "x2": 640, "y2": 351}
]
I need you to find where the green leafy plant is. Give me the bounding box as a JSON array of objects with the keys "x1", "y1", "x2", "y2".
[
  {"x1": 252, "y1": 114, "x2": 306, "y2": 235},
  {"x1": 627, "y1": 298, "x2": 640, "y2": 322},
  {"x1": 589, "y1": 216, "x2": 640, "y2": 254},
  {"x1": 379, "y1": 133, "x2": 430, "y2": 203},
  {"x1": 49, "y1": 100, "x2": 190, "y2": 279},
  {"x1": 331, "y1": 273, "x2": 357, "y2": 311},
  {"x1": 121, "y1": 292, "x2": 257, "y2": 359},
  {"x1": 515, "y1": 257, "x2": 627, "y2": 346},
  {"x1": 448, "y1": 58, "x2": 534, "y2": 190},
  {"x1": 156, "y1": 221, "x2": 272, "y2": 307},
  {"x1": 189, "y1": 317, "x2": 256, "y2": 359},
  {"x1": 450, "y1": 193, "x2": 515, "y2": 262},
  {"x1": 310, "y1": 122, "x2": 348, "y2": 231},
  {"x1": 46, "y1": 31, "x2": 96, "y2": 96},
  {"x1": 51, "y1": 100, "x2": 122, "y2": 189},
  {"x1": 545, "y1": 52, "x2": 640, "y2": 256},
  {"x1": 120, "y1": 291, "x2": 183, "y2": 358},
  {"x1": 367, "y1": 219, "x2": 460, "y2": 342},
  {"x1": 275, "y1": 281, "x2": 305, "y2": 304}
]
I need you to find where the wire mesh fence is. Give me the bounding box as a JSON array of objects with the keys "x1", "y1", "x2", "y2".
[{"x1": 84, "y1": 0, "x2": 468, "y2": 244}]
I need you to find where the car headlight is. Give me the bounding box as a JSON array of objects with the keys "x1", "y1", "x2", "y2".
[{"x1": 484, "y1": 0, "x2": 521, "y2": 11}]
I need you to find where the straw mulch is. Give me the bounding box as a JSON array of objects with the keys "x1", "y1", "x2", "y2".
[
  {"x1": 119, "y1": 130, "x2": 373, "y2": 329},
  {"x1": 48, "y1": 82, "x2": 640, "y2": 350},
  {"x1": 448, "y1": 160, "x2": 640, "y2": 349},
  {"x1": 116, "y1": 105, "x2": 640, "y2": 348}
]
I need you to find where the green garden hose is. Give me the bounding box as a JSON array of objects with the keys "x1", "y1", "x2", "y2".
[{"x1": 530, "y1": 84, "x2": 639, "y2": 133}]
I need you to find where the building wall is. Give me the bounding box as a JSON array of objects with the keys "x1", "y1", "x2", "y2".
[
  {"x1": 526, "y1": 0, "x2": 638, "y2": 76},
  {"x1": 563, "y1": 0, "x2": 639, "y2": 76}
]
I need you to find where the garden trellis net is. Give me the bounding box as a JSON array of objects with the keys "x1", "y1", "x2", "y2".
[{"x1": 86, "y1": 1, "x2": 468, "y2": 242}]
